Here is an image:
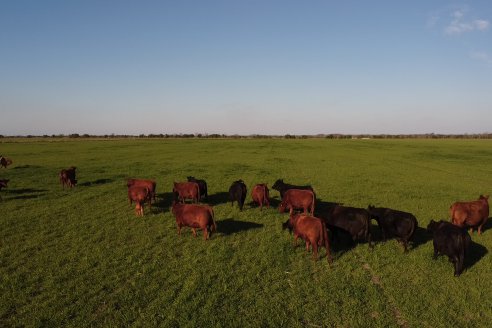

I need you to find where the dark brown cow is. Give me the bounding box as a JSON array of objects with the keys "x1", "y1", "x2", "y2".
[
  {"x1": 0, "y1": 156, "x2": 12, "y2": 168},
  {"x1": 127, "y1": 178, "x2": 157, "y2": 203},
  {"x1": 279, "y1": 189, "x2": 315, "y2": 215},
  {"x1": 0, "y1": 179, "x2": 8, "y2": 201},
  {"x1": 283, "y1": 213, "x2": 332, "y2": 263},
  {"x1": 173, "y1": 182, "x2": 200, "y2": 203},
  {"x1": 450, "y1": 195, "x2": 489, "y2": 235},
  {"x1": 251, "y1": 183, "x2": 270, "y2": 210},
  {"x1": 128, "y1": 186, "x2": 150, "y2": 216},
  {"x1": 59, "y1": 166, "x2": 77, "y2": 188},
  {"x1": 171, "y1": 202, "x2": 216, "y2": 240}
]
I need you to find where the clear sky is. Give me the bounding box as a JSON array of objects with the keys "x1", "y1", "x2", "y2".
[{"x1": 1, "y1": 0, "x2": 491, "y2": 135}]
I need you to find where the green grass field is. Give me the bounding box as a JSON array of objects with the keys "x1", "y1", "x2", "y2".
[{"x1": 1, "y1": 138, "x2": 491, "y2": 327}]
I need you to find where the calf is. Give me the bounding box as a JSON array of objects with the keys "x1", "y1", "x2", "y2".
[
  {"x1": 59, "y1": 166, "x2": 77, "y2": 188},
  {"x1": 283, "y1": 213, "x2": 332, "y2": 263},
  {"x1": 128, "y1": 186, "x2": 150, "y2": 216},
  {"x1": 171, "y1": 202, "x2": 216, "y2": 240},
  {"x1": 427, "y1": 220, "x2": 471, "y2": 276},
  {"x1": 229, "y1": 180, "x2": 247, "y2": 210},
  {"x1": 0, "y1": 156, "x2": 12, "y2": 168},
  {"x1": 187, "y1": 176, "x2": 208, "y2": 200},
  {"x1": 279, "y1": 189, "x2": 315, "y2": 215},
  {"x1": 324, "y1": 205, "x2": 372, "y2": 246},
  {"x1": 0, "y1": 179, "x2": 9, "y2": 200},
  {"x1": 251, "y1": 183, "x2": 270, "y2": 210},
  {"x1": 173, "y1": 182, "x2": 200, "y2": 203},
  {"x1": 127, "y1": 178, "x2": 157, "y2": 203},
  {"x1": 367, "y1": 205, "x2": 418, "y2": 251},
  {"x1": 272, "y1": 179, "x2": 313, "y2": 198},
  {"x1": 450, "y1": 195, "x2": 489, "y2": 235}
]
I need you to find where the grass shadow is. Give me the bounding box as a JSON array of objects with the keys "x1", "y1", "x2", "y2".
[
  {"x1": 218, "y1": 218, "x2": 263, "y2": 235},
  {"x1": 208, "y1": 192, "x2": 230, "y2": 206},
  {"x1": 79, "y1": 179, "x2": 113, "y2": 187},
  {"x1": 465, "y1": 241, "x2": 488, "y2": 271}
]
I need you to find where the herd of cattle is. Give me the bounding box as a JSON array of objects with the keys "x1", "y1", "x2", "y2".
[{"x1": 0, "y1": 158, "x2": 489, "y2": 276}]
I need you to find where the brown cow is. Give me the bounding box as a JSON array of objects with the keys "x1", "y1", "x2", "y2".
[
  {"x1": 279, "y1": 189, "x2": 315, "y2": 215},
  {"x1": 173, "y1": 182, "x2": 200, "y2": 203},
  {"x1": 128, "y1": 186, "x2": 150, "y2": 216},
  {"x1": 0, "y1": 179, "x2": 9, "y2": 201},
  {"x1": 283, "y1": 213, "x2": 332, "y2": 263},
  {"x1": 171, "y1": 202, "x2": 216, "y2": 240},
  {"x1": 450, "y1": 195, "x2": 489, "y2": 235},
  {"x1": 251, "y1": 183, "x2": 270, "y2": 210},
  {"x1": 127, "y1": 178, "x2": 157, "y2": 203},
  {"x1": 59, "y1": 166, "x2": 77, "y2": 188},
  {"x1": 0, "y1": 156, "x2": 12, "y2": 168}
]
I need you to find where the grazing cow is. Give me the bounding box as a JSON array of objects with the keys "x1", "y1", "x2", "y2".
[
  {"x1": 59, "y1": 166, "x2": 77, "y2": 188},
  {"x1": 272, "y1": 179, "x2": 313, "y2": 198},
  {"x1": 324, "y1": 205, "x2": 372, "y2": 246},
  {"x1": 229, "y1": 180, "x2": 247, "y2": 210},
  {"x1": 0, "y1": 156, "x2": 12, "y2": 168},
  {"x1": 283, "y1": 213, "x2": 332, "y2": 263},
  {"x1": 127, "y1": 178, "x2": 157, "y2": 203},
  {"x1": 279, "y1": 189, "x2": 315, "y2": 215},
  {"x1": 171, "y1": 202, "x2": 216, "y2": 240},
  {"x1": 450, "y1": 195, "x2": 489, "y2": 235},
  {"x1": 427, "y1": 220, "x2": 471, "y2": 276},
  {"x1": 251, "y1": 183, "x2": 270, "y2": 210},
  {"x1": 128, "y1": 186, "x2": 151, "y2": 216},
  {"x1": 173, "y1": 182, "x2": 200, "y2": 203},
  {"x1": 187, "y1": 176, "x2": 208, "y2": 200},
  {"x1": 367, "y1": 205, "x2": 418, "y2": 252},
  {"x1": 0, "y1": 179, "x2": 8, "y2": 200}
]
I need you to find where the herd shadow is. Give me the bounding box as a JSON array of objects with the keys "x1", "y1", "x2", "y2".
[{"x1": 218, "y1": 218, "x2": 263, "y2": 235}]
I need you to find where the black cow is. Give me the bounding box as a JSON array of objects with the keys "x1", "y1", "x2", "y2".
[
  {"x1": 272, "y1": 179, "x2": 313, "y2": 199},
  {"x1": 229, "y1": 180, "x2": 247, "y2": 211},
  {"x1": 187, "y1": 176, "x2": 208, "y2": 200},
  {"x1": 427, "y1": 220, "x2": 471, "y2": 276},
  {"x1": 324, "y1": 205, "x2": 372, "y2": 246},
  {"x1": 367, "y1": 205, "x2": 418, "y2": 252}
]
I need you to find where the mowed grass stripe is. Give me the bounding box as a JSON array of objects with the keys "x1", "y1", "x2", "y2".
[{"x1": 0, "y1": 138, "x2": 491, "y2": 327}]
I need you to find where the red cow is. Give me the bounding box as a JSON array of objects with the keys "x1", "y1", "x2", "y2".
[
  {"x1": 171, "y1": 202, "x2": 216, "y2": 240},
  {"x1": 59, "y1": 166, "x2": 77, "y2": 188},
  {"x1": 173, "y1": 182, "x2": 200, "y2": 203},
  {"x1": 0, "y1": 179, "x2": 8, "y2": 200},
  {"x1": 127, "y1": 178, "x2": 157, "y2": 203},
  {"x1": 450, "y1": 195, "x2": 489, "y2": 235},
  {"x1": 279, "y1": 189, "x2": 315, "y2": 215},
  {"x1": 283, "y1": 213, "x2": 332, "y2": 263},
  {"x1": 251, "y1": 183, "x2": 270, "y2": 210},
  {"x1": 128, "y1": 186, "x2": 150, "y2": 216}
]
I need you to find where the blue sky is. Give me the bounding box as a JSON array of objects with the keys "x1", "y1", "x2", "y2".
[{"x1": 1, "y1": 0, "x2": 491, "y2": 135}]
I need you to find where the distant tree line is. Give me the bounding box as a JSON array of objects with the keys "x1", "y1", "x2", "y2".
[{"x1": 1, "y1": 133, "x2": 492, "y2": 139}]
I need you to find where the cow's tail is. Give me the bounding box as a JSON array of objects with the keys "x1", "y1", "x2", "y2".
[
  {"x1": 196, "y1": 183, "x2": 201, "y2": 202},
  {"x1": 310, "y1": 190, "x2": 315, "y2": 215},
  {"x1": 321, "y1": 219, "x2": 332, "y2": 264}
]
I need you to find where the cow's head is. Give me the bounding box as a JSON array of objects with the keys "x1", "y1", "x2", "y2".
[
  {"x1": 272, "y1": 179, "x2": 283, "y2": 191},
  {"x1": 427, "y1": 220, "x2": 443, "y2": 233},
  {"x1": 187, "y1": 176, "x2": 195, "y2": 182},
  {"x1": 479, "y1": 195, "x2": 489, "y2": 202},
  {"x1": 366, "y1": 205, "x2": 382, "y2": 222}
]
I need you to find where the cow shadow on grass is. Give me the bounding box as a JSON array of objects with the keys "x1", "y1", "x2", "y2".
[
  {"x1": 4, "y1": 188, "x2": 47, "y2": 200},
  {"x1": 13, "y1": 165, "x2": 42, "y2": 170},
  {"x1": 207, "y1": 192, "x2": 230, "y2": 206},
  {"x1": 409, "y1": 226, "x2": 433, "y2": 250},
  {"x1": 465, "y1": 241, "x2": 488, "y2": 271},
  {"x1": 218, "y1": 218, "x2": 263, "y2": 235},
  {"x1": 79, "y1": 179, "x2": 113, "y2": 187},
  {"x1": 153, "y1": 192, "x2": 176, "y2": 213},
  {"x1": 481, "y1": 217, "x2": 492, "y2": 233}
]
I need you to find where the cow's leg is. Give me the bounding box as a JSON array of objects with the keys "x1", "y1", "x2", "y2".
[
  {"x1": 293, "y1": 234, "x2": 298, "y2": 247},
  {"x1": 432, "y1": 242, "x2": 438, "y2": 259},
  {"x1": 203, "y1": 229, "x2": 208, "y2": 240},
  {"x1": 305, "y1": 241, "x2": 310, "y2": 252},
  {"x1": 478, "y1": 224, "x2": 483, "y2": 235},
  {"x1": 192, "y1": 228, "x2": 197, "y2": 237},
  {"x1": 312, "y1": 242, "x2": 318, "y2": 261},
  {"x1": 469, "y1": 227, "x2": 473, "y2": 235},
  {"x1": 177, "y1": 224, "x2": 182, "y2": 235}
]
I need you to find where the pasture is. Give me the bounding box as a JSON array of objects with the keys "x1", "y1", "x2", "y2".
[{"x1": 0, "y1": 138, "x2": 491, "y2": 327}]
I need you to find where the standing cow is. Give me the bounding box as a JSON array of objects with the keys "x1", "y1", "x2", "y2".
[
  {"x1": 283, "y1": 213, "x2": 332, "y2": 263},
  {"x1": 171, "y1": 202, "x2": 216, "y2": 240},
  {"x1": 279, "y1": 189, "x2": 315, "y2": 215},
  {"x1": 0, "y1": 156, "x2": 12, "y2": 168},
  {"x1": 324, "y1": 205, "x2": 372, "y2": 246},
  {"x1": 0, "y1": 179, "x2": 8, "y2": 200},
  {"x1": 251, "y1": 183, "x2": 270, "y2": 210},
  {"x1": 187, "y1": 176, "x2": 208, "y2": 200},
  {"x1": 229, "y1": 180, "x2": 247, "y2": 211},
  {"x1": 427, "y1": 220, "x2": 471, "y2": 276},
  {"x1": 127, "y1": 178, "x2": 157, "y2": 203},
  {"x1": 59, "y1": 167, "x2": 77, "y2": 188},
  {"x1": 450, "y1": 195, "x2": 489, "y2": 235},
  {"x1": 128, "y1": 186, "x2": 151, "y2": 216},
  {"x1": 367, "y1": 205, "x2": 418, "y2": 252},
  {"x1": 272, "y1": 179, "x2": 313, "y2": 199},
  {"x1": 173, "y1": 182, "x2": 201, "y2": 203}
]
